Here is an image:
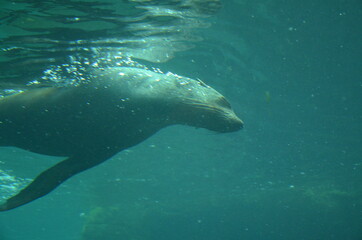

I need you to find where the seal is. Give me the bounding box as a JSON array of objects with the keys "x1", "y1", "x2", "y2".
[{"x1": 0, "y1": 67, "x2": 243, "y2": 211}]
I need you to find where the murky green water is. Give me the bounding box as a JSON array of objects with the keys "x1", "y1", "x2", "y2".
[{"x1": 1, "y1": 0, "x2": 361, "y2": 239}]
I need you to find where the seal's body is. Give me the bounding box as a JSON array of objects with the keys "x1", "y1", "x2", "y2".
[{"x1": 0, "y1": 67, "x2": 242, "y2": 211}]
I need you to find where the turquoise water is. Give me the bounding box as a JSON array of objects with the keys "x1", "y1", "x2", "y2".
[{"x1": 1, "y1": 0, "x2": 361, "y2": 239}]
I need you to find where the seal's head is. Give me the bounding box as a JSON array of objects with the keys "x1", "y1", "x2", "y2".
[
  {"x1": 169, "y1": 76, "x2": 243, "y2": 133},
  {"x1": 97, "y1": 67, "x2": 243, "y2": 133}
]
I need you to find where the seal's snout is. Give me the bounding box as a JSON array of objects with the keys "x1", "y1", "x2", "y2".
[
  {"x1": 200, "y1": 107, "x2": 243, "y2": 133},
  {"x1": 221, "y1": 112, "x2": 243, "y2": 133},
  {"x1": 213, "y1": 96, "x2": 243, "y2": 132},
  {"x1": 231, "y1": 116, "x2": 244, "y2": 131}
]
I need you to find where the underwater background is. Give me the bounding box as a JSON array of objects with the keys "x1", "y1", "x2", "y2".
[{"x1": 0, "y1": 0, "x2": 361, "y2": 239}]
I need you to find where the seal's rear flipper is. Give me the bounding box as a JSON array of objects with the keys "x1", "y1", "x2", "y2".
[{"x1": 0, "y1": 153, "x2": 110, "y2": 211}]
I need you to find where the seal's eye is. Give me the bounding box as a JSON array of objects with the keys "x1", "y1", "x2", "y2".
[{"x1": 217, "y1": 97, "x2": 231, "y2": 108}]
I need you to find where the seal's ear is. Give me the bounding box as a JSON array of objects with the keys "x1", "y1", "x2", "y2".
[{"x1": 0, "y1": 153, "x2": 111, "y2": 211}]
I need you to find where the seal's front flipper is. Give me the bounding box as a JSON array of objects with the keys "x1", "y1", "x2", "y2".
[{"x1": 0, "y1": 153, "x2": 110, "y2": 211}]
